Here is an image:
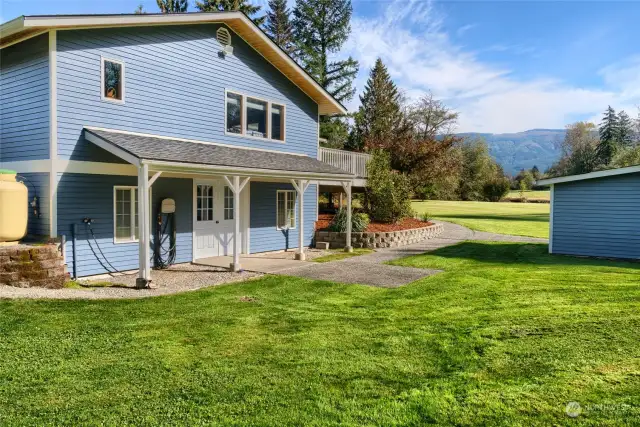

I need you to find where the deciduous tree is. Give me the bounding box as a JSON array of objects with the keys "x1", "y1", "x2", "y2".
[{"x1": 548, "y1": 121, "x2": 598, "y2": 176}]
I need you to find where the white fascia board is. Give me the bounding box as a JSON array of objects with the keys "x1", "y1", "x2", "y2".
[
  {"x1": 537, "y1": 165, "x2": 640, "y2": 186},
  {"x1": 144, "y1": 159, "x2": 355, "y2": 182},
  {"x1": 0, "y1": 16, "x2": 25, "y2": 39}
]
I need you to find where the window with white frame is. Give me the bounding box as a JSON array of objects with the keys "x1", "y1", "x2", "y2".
[
  {"x1": 114, "y1": 187, "x2": 138, "y2": 243},
  {"x1": 225, "y1": 91, "x2": 285, "y2": 141},
  {"x1": 224, "y1": 186, "x2": 234, "y2": 220},
  {"x1": 102, "y1": 58, "x2": 125, "y2": 102},
  {"x1": 196, "y1": 184, "x2": 214, "y2": 221},
  {"x1": 276, "y1": 190, "x2": 296, "y2": 230}
]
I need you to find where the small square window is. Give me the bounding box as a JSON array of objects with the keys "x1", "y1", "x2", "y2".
[{"x1": 102, "y1": 58, "x2": 124, "y2": 103}]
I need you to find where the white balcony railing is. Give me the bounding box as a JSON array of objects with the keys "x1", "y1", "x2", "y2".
[{"x1": 318, "y1": 147, "x2": 371, "y2": 178}]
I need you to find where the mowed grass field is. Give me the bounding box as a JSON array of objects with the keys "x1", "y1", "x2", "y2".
[
  {"x1": 507, "y1": 189, "x2": 550, "y2": 200},
  {"x1": 413, "y1": 200, "x2": 550, "y2": 238},
  {"x1": 1, "y1": 242, "x2": 639, "y2": 425}
]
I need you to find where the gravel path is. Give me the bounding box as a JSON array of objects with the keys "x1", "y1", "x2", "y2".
[{"x1": 0, "y1": 264, "x2": 261, "y2": 300}]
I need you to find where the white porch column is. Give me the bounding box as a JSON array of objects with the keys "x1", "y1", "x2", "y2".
[
  {"x1": 224, "y1": 175, "x2": 250, "y2": 272},
  {"x1": 291, "y1": 179, "x2": 309, "y2": 261},
  {"x1": 137, "y1": 163, "x2": 151, "y2": 287},
  {"x1": 342, "y1": 181, "x2": 353, "y2": 252}
]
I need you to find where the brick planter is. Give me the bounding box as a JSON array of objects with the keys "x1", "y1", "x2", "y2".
[
  {"x1": 0, "y1": 244, "x2": 68, "y2": 289},
  {"x1": 315, "y1": 222, "x2": 444, "y2": 249}
]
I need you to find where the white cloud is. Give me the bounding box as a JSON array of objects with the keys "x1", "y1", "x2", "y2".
[{"x1": 342, "y1": 0, "x2": 640, "y2": 133}]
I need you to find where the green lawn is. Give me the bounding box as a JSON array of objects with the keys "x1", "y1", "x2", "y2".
[
  {"x1": 413, "y1": 200, "x2": 550, "y2": 238},
  {"x1": 1, "y1": 242, "x2": 639, "y2": 425},
  {"x1": 506, "y1": 189, "x2": 550, "y2": 200}
]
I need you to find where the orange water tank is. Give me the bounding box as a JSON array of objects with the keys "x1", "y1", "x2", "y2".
[{"x1": 0, "y1": 170, "x2": 28, "y2": 242}]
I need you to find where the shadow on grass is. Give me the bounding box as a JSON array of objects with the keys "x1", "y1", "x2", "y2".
[
  {"x1": 433, "y1": 213, "x2": 549, "y2": 222},
  {"x1": 413, "y1": 241, "x2": 640, "y2": 269}
]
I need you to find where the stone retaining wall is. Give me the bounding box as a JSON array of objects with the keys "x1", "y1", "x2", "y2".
[
  {"x1": 315, "y1": 223, "x2": 444, "y2": 249},
  {"x1": 0, "y1": 244, "x2": 68, "y2": 288}
]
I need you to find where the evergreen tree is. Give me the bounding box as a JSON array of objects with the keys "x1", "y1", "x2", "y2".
[
  {"x1": 530, "y1": 165, "x2": 541, "y2": 180},
  {"x1": 264, "y1": 0, "x2": 294, "y2": 54},
  {"x1": 596, "y1": 105, "x2": 619, "y2": 165},
  {"x1": 134, "y1": 4, "x2": 146, "y2": 13},
  {"x1": 293, "y1": 0, "x2": 359, "y2": 146},
  {"x1": 196, "y1": 0, "x2": 265, "y2": 25},
  {"x1": 293, "y1": 0, "x2": 358, "y2": 103},
  {"x1": 349, "y1": 58, "x2": 404, "y2": 152},
  {"x1": 617, "y1": 110, "x2": 634, "y2": 147},
  {"x1": 157, "y1": 0, "x2": 188, "y2": 13}
]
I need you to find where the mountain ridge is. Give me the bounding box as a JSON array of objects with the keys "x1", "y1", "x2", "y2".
[{"x1": 458, "y1": 129, "x2": 565, "y2": 175}]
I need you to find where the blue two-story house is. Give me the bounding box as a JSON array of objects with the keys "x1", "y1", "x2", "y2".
[{"x1": 0, "y1": 12, "x2": 357, "y2": 286}]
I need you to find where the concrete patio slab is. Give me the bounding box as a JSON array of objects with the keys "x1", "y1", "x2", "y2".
[{"x1": 195, "y1": 255, "x2": 310, "y2": 273}]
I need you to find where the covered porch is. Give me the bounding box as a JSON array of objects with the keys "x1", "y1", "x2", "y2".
[{"x1": 84, "y1": 128, "x2": 355, "y2": 287}]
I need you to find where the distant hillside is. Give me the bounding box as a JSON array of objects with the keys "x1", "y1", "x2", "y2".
[{"x1": 458, "y1": 129, "x2": 565, "y2": 175}]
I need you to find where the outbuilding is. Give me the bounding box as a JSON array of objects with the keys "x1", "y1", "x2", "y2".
[{"x1": 538, "y1": 165, "x2": 640, "y2": 260}]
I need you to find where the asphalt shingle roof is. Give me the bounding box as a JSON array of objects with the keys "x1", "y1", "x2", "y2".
[{"x1": 85, "y1": 129, "x2": 352, "y2": 177}]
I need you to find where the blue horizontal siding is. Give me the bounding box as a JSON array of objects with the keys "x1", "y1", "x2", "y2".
[
  {"x1": 17, "y1": 173, "x2": 50, "y2": 236},
  {"x1": 58, "y1": 173, "x2": 193, "y2": 277},
  {"x1": 56, "y1": 24, "x2": 318, "y2": 161},
  {"x1": 0, "y1": 34, "x2": 49, "y2": 162},
  {"x1": 250, "y1": 182, "x2": 316, "y2": 253},
  {"x1": 552, "y1": 173, "x2": 640, "y2": 259}
]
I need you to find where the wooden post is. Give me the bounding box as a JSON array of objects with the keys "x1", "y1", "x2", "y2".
[
  {"x1": 342, "y1": 181, "x2": 353, "y2": 252},
  {"x1": 291, "y1": 179, "x2": 309, "y2": 260},
  {"x1": 224, "y1": 175, "x2": 250, "y2": 272},
  {"x1": 137, "y1": 163, "x2": 151, "y2": 288}
]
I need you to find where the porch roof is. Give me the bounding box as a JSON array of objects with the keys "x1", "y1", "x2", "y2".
[{"x1": 84, "y1": 128, "x2": 355, "y2": 181}]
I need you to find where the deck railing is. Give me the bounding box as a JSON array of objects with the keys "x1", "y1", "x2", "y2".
[{"x1": 318, "y1": 147, "x2": 371, "y2": 178}]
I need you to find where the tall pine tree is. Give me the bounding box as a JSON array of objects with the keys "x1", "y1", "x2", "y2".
[
  {"x1": 157, "y1": 0, "x2": 188, "y2": 13},
  {"x1": 293, "y1": 0, "x2": 359, "y2": 148},
  {"x1": 264, "y1": 0, "x2": 294, "y2": 54},
  {"x1": 196, "y1": 0, "x2": 265, "y2": 25},
  {"x1": 348, "y1": 58, "x2": 404, "y2": 152},
  {"x1": 596, "y1": 105, "x2": 619, "y2": 165},
  {"x1": 617, "y1": 110, "x2": 634, "y2": 147}
]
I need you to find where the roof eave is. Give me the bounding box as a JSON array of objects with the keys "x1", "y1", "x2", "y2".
[{"x1": 537, "y1": 165, "x2": 640, "y2": 186}]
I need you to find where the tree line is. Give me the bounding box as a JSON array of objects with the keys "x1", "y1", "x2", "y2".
[{"x1": 548, "y1": 106, "x2": 640, "y2": 177}]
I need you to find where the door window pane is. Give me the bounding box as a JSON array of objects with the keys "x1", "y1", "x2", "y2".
[
  {"x1": 226, "y1": 92, "x2": 243, "y2": 134},
  {"x1": 197, "y1": 185, "x2": 214, "y2": 222},
  {"x1": 271, "y1": 104, "x2": 284, "y2": 140},
  {"x1": 246, "y1": 97, "x2": 267, "y2": 138}
]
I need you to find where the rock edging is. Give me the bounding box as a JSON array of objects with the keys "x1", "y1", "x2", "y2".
[
  {"x1": 315, "y1": 222, "x2": 444, "y2": 249},
  {"x1": 0, "y1": 244, "x2": 68, "y2": 288}
]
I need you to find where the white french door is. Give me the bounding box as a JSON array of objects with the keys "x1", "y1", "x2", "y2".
[
  {"x1": 193, "y1": 180, "x2": 240, "y2": 259},
  {"x1": 194, "y1": 182, "x2": 217, "y2": 258}
]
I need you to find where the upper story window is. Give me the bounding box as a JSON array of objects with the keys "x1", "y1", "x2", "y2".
[
  {"x1": 225, "y1": 91, "x2": 285, "y2": 142},
  {"x1": 102, "y1": 57, "x2": 125, "y2": 103}
]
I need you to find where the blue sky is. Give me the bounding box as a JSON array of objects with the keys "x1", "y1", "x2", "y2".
[{"x1": 2, "y1": 0, "x2": 639, "y2": 132}]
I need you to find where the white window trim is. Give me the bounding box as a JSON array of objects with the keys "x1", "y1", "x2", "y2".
[
  {"x1": 276, "y1": 190, "x2": 296, "y2": 230},
  {"x1": 113, "y1": 186, "x2": 138, "y2": 244},
  {"x1": 224, "y1": 89, "x2": 286, "y2": 143},
  {"x1": 101, "y1": 56, "x2": 126, "y2": 104}
]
